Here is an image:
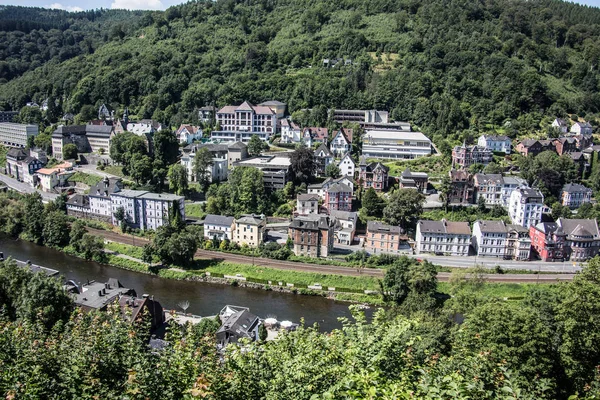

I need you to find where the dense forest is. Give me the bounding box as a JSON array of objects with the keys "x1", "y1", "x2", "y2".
[{"x1": 1, "y1": 0, "x2": 600, "y2": 145}]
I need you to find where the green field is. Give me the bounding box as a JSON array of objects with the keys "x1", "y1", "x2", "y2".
[
  {"x1": 184, "y1": 202, "x2": 206, "y2": 219},
  {"x1": 69, "y1": 172, "x2": 102, "y2": 186}
]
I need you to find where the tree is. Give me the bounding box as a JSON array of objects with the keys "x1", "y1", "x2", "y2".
[
  {"x1": 361, "y1": 187, "x2": 384, "y2": 218},
  {"x1": 23, "y1": 192, "x2": 44, "y2": 243},
  {"x1": 247, "y1": 134, "x2": 265, "y2": 156},
  {"x1": 153, "y1": 130, "x2": 179, "y2": 166},
  {"x1": 42, "y1": 211, "x2": 69, "y2": 247},
  {"x1": 168, "y1": 164, "x2": 188, "y2": 195},
  {"x1": 258, "y1": 324, "x2": 268, "y2": 341},
  {"x1": 77, "y1": 104, "x2": 96, "y2": 123},
  {"x1": 18, "y1": 106, "x2": 42, "y2": 124},
  {"x1": 483, "y1": 162, "x2": 503, "y2": 174},
  {"x1": 324, "y1": 163, "x2": 341, "y2": 178},
  {"x1": 34, "y1": 133, "x2": 53, "y2": 154},
  {"x1": 62, "y1": 143, "x2": 78, "y2": 160},
  {"x1": 26, "y1": 135, "x2": 35, "y2": 149},
  {"x1": 477, "y1": 195, "x2": 487, "y2": 213},
  {"x1": 192, "y1": 147, "x2": 213, "y2": 191},
  {"x1": 289, "y1": 146, "x2": 315, "y2": 183},
  {"x1": 145, "y1": 226, "x2": 198, "y2": 266},
  {"x1": 79, "y1": 233, "x2": 104, "y2": 260},
  {"x1": 438, "y1": 175, "x2": 452, "y2": 212},
  {"x1": 70, "y1": 219, "x2": 87, "y2": 250},
  {"x1": 129, "y1": 153, "x2": 153, "y2": 184},
  {"x1": 109, "y1": 132, "x2": 147, "y2": 171},
  {"x1": 383, "y1": 189, "x2": 425, "y2": 229},
  {"x1": 380, "y1": 256, "x2": 437, "y2": 307}
]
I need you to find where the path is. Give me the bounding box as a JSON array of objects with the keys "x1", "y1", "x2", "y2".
[{"x1": 0, "y1": 174, "x2": 58, "y2": 202}]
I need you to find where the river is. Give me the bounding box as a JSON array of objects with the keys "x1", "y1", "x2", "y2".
[{"x1": 0, "y1": 235, "x2": 366, "y2": 331}]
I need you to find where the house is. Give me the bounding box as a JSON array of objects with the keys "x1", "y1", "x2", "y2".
[
  {"x1": 296, "y1": 194, "x2": 320, "y2": 215},
  {"x1": 509, "y1": 187, "x2": 545, "y2": 228},
  {"x1": 302, "y1": 127, "x2": 328, "y2": 144},
  {"x1": 330, "y1": 210, "x2": 357, "y2": 245},
  {"x1": 216, "y1": 306, "x2": 261, "y2": 346},
  {"x1": 570, "y1": 121, "x2": 593, "y2": 136},
  {"x1": 452, "y1": 143, "x2": 493, "y2": 169},
  {"x1": 88, "y1": 177, "x2": 123, "y2": 223},
  {"x1": 506, "y1": 224, "x2": 532, "y2": 260},
  {"x1": 448, "y1": 170, "x2": 474, "y2": 204},
  {"x1": 68, "y1": 278, "x2": 135, "y2": 312},
  {"x1": 365, "y1": 221, "x2": 409, "y2": 255},
  {"x1": 180, "y1": 143, "x2": 229, "y2": 183},
  {"x1": 175, "y1": 124, "x2": 201, "y2": 144},
  {"x1": 473, "y1": 173, "x2": 503, "y2": 206},
  {"x1": 203, "y1": 215, "x2": 235, "y2": 241},
  {"x1": 415, "y1": 220, "x2": 471, "y2": 256},
  {"x1": 97, "y1": 104, "x2": 112, "y2": 120},
  {"x1": 557, "y1": 218, "x2": 600, "y2": 262},
  {"x1": 233, "y1": 214, "x2": 266, "y2": 247},
  {"x1": 36, "y1": 162, "x2": 75, "y2": 193},
  {"x1": 472, "y1": 220, "x2": 508, "y2": 258},
  {"x1": 569, "y1": 152, "x2": 588, "y2": 174},
  {"x1": 338, "y1": 153, "x2": 355, "y2": 177},
  {"x1": 530, "y1": 222, "x2": 567, "y2": 262},
  {"x1": 362, "y1": 130, "x2": 432, "y2": 159},
  {"x1": 329, "y1": 129, "x2": 352, "y2": 157},
  {"x1": 324, "y1": 183, "x2": 352, "y2": 213},
  {"x1": 211, "y1": 101, "x2": 277, "y2": 143},
  {"x1": 477, "y1": 135, "x2": 512, "y2": 154},
  {"x1": 358, "y1": 156, "x2": 389, "y2": 192},
  {"x1": 228, "y1": 141, "x2": 249, "y2": 165},
  {"x1": 553, "y1": 137, "x2": 578, "y2": 155},
  {"x1": 561, "y1": 183, "x2": 592, "y2": 209},
  {"x1": 552, "y1": 118, "x2": 569, "y2": 134},
  {"x1": 66, "y1": 194, "x2": 91, "y2": 218},
  {"x1": 119, "y1": 295, "x2": 165, "y2": 332},
  {"x1": 280, "y1": 118, "x2": 302, "y2": 144},
  {"x1": 232, "y1": 155, "x2": 291, "y2": 189},
  {"x1": 6, "y1": 148, "x2": 37, "y2": 182},
  {"x1": 288, "y1": 214, "x2": 334, "y2": 257},
  {"x1": 110, "y1": 190, "x2": 185, "y2": 231},
  {"x1": 0, "y1": 123, "x2": 39, "y2": 148},
  {"x1": 515, "y1": 139, "x2": 555, "y2": 157},
  {"x1": 29, "y1": 148, "x2": 48, "y2": 165},
  {"x1": 501, "y1": 176, "x2": 528, "y2": 207},
  {"x1": 314, "y1": 143, "x2": 334, "y2": 176},
  {"x1": 198, "y1": 106, "x2": 214, "y2": 123},
  {"x1": 307, "y1": 176, "x2": 354, "y2": 199},
  {"x1": 399, "y1": 168, "x2": 428, "y2": 193}
]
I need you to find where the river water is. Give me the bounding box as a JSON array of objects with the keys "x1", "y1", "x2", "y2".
[{"x1": 0, "y1": 235, "x2": 364, "y2": 331}]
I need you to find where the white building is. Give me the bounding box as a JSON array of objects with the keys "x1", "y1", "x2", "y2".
[
  {"x1": 477, "y1": 134, "x2": 512, "y2": 154},
  {"x1": 203, "y1": 215, "x2": 235, "y2": 241},
  {"x1": 506, "y1": 224, "x2": 531, "y2": 260},
  {"x1": 552, "y1": 118, "x2": 569, "y2": 134},
  {"x1": 232, "y1": 155, "x2": 291, "y2": 189},
  {"x1": 36, "y1": 162, "x2": 74, "y2": 192},
  {"x1": 474, "y1": 174, "x2": 527, "y2": 207},
  {"x1": 329, "y1": 129, "x2": 351, "y2": 157},
  {"x1": 0, "y1": 123, "x2": 39, "y2": 147},
  {"x1": 307, "y1": 176, "x2": 354, "y2": 199},
  {"x1": 296, "y1": 194, "x2": 320, "y2": 215},
  {"x1": 89, "y1": 177, "x2": 123, "y2": 223},
  {"x1": 561, "y1": 183, "x2": 592, "y2": 209},
  {"x1": 280, "y1": 118, "x2": 302, "y2": 144},
  {"x1": 175, "y1": 124, "x2": 201, "y2": 144},
  {"x1": 211, "y1": 101, "x2": 277, "y2": 143},
  {"x1": 415, "y1": 220, "x2": 471, "y2": 256},
  {"x1": 508, "y1": 187, "x2": 545, "y2": 228},
  {"x1": 338, "y1": 153, "x2": 355, "y2": 177},
  {"x1": 330, "y1": 210, "x2": 358, "y2": 245},
  {"x1": 362, "y1": 130, "x2": 432, "y2": 159},
  {"x1": 180, "y1": 143, "x2": 230, "y2": 183},
  {"x1": 472, "y1": 220, "x2": 508, "y2": 258},
  {"x1": 571, "y1": 121, "x2": 593, "y2": 136},
  {"x1": 111, "y1": 190, "x2": 185, "y2": 231}
]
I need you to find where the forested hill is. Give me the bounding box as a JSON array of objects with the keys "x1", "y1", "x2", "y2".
[{"x1": 2, "y1": 0, "x2": 600, "y2": 142}]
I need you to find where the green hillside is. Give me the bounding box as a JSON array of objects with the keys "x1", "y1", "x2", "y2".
[{"x1": 2, "y1": 0, "x2": 600, "y2": 143}]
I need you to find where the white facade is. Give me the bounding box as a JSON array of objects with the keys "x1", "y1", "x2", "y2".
[
  {"x1": 562, "y1": 183, "x2": 592, "y2": 209},
  {"x1": 203, "y1": 215, "x2": 234, "y2": 240},
  {"x1": 338, "y1": 154, "x2": 355, "y2": 177},
  {"x1": 509, "y1": 187, "x2": 545, "y2": 228},
  {"x1": 111, "y1": 190, "x2": 185, "y2": 231},
  {"x1": 552, "y1": 118, "x2": 568, "y2": 134},
  {"x1": 362, "y1": 130, "x2": 431, "y2": 160},
  {"x1": 570, "y1": 122, "x2": 593, "y2": 136},
  {"x1": 280, "y1": 118, "x2": 302, "y2": 143},
  {"x1": 329, "y1": 130, "x2": 351, "y2": 157},
  {"x1": 181, "y1": 150, "x2": 229, "y2": 183},
  {"x1": 176, "y1": 125, "x2": 201, "y2": 144},
  {"x1": 296, "y1": 194, "x2": 319, "y2": 215},
  {"x1": 307, "y1": 177, "x2": 354, "y2": 199},
  {"x1": 211, "y1": 101, "x2": 277, "y2": 143},
  {"x1": 0, "y1": 123, "x2": 38, "y2": 147},
  {"x1": 477, "y1": 135, "x2": 512, "y2": 154},
  {"x1": 472, "y1": 220, "x2": 508, "y2": 257},
  {"x1": 330, "y1": 210, "x2": 357, "y2": 245},
  {"x1": 415, "y1": 220, "x2": 471, "y2": 256}
]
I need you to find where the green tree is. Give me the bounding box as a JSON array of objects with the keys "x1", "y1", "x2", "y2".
[
  {"x1": 168, "y1": 163, "x2": 188, "y2": 195},
  {"x1": 192, "y1": 147, "x2": 213, "y2": 191},
  {"x1": 62, "y1": 143, "x2": 78, "y2": 160},
  {"x1": 129, "y1": 153, "x2": 153, "y2": 184},
  {"x1": 438, "y1": 175, "x2": 452, "y2": 212},
  {"x1": 383, "y1": 189, "x2": 425, "y2": 229},
  {"x1": 477, "y1": 195, "x2": 487, "y2": 213},
  {"x1": 79, "y1": 233, "x2": 104, "y2": 260},
  {"x1": 23, "y1": 192, "x2": 44, "y2": 243},
  {"x1": 34, "y1": 133, "x2": 53, "y2": 154},
  {"x1": 360, "y1": 187, "x2": 384, "y2": 218},
  {"x1": 42, "y1": 211, "x2": 69, "y2": 247},
  {"x1": 77, "y1": 104, "x2": 96, "y2": 123},
  {"x1": 109, "y1": 132, "x2": 147, "y2": 172},
  {"x1": 69, "y1": 219, "x2": 87, "y2": 250},
  {"x1": 247, "y1": 134, "x2": 265, "y2": 156},
  {"x1": 289, "y1": 146, "x2": 315, "y2": 183},
  {"x1": 153, "y1": 130, "x2": 179, "y2": 166},
  {"x1": 324, "y1": 162, "x2": 341, "y2": 178},
  {"x1": 18, "y1": 106, "x2": 43, "y2": 124}
]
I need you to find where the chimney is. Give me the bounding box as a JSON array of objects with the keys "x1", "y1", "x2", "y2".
[{"x1": 98, "y1": 290, "x2": 103, "y2": 297}]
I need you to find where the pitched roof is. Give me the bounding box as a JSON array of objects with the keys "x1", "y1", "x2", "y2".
[
  {"x1": 289, "y1": 214, "x2": 333, "y2": 230},
  {"x1": 204, "y1": 214, "x2": 235, "y2": 226},
  {"x1": 90, "y1": 177, "x2": 122, "y2": 198},
  {"x1": 6, "y1": 148, "x2": 27, "y2": 159},
  {"x1": 228, "y1": 141, "x2": 247, "y2": 150},
  {"x1": 315, "y1": 143, "x2": 333, "y2": 157},
  {"x1": 329, "y1": 210, "x2": 357, "y2": 222},
  {"x1": 66, "y1": 194, "x2": 90, "y2": 207},
  {"x1": 327, "y1": 183, "x2": 352, "y2": 193},
  {"x1": 259, "y1": 100, "x2": 286, "y2": 106},
  {"x1": 303, "y1": 127, "x2": 328, "y2": 141},
  {"x1": 558, "y1": 218, "x2": 600, "y2": 239},
  {"x1": 367, "y1": 220, "x2": 402, "y2": 235},
  {"x1": 562, "y1": 183, "x2": 592, "y2": 193},
  {"x1": 475, "y1": 220, "x2": 507, "y2": 233},
  {"x1": 297, "y1": 194, "x2": 319, "y2": 202},
  {"x1": 216, "y1": 309, "x2": 260, "y2": 340},
  {"x1": 236, "y1": 214, "x2": 265, "y2": 225},
  {"x1": 481, "y1": 134, "x2": 510, "y2": 141},
  {"x1": 533, "y1": 222, "x2": 565, "y2": 235},
  {"x1": 418, "y1": 220, "x2": 471, "y2": 235}
]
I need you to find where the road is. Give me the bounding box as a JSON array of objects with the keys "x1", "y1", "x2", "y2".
[
  {"x1": 0, "y1": 174, "x2": 58, "y2": 202},
  {"x1": 86, "y1": 227, "x2": 575, "y2": 283}
]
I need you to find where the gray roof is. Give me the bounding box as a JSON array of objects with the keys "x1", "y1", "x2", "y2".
[
  {"x1": 534, "y1": 222, "x2": 565, "y2": 236},
  {"x1": 475, "y1": 220, "x2": 507, "y2": 233},
  {"x1": 90, "y1": 177, "x2": 122, "y2": 198},
  {"x1": 228, "y1": 141, "x2": 247, "y2": 150},
  {"x1": 139, "y1": 192, "x2": 184, "y2": 202},
  {"x1": 401, "y1": 168, "x2": 428, "y2": 179},
  {"x1": 259, "y1": 100, "x2": 286, "y2": 106},
  {"x1": 216, "y1": 309, "x2": 260, "y2": 340},
  {"x1": 418, "y1": 220, "x2": 471, "y2": 235},
  {"x1": 558, "y1": 218, "x2": 600, "y2": 239},
  {"x1": 73, "y1": 280, "x2": 134, "y2": 310},
  {"x1": 297, "y1": 194, "x2": 319, "y2": 202},
  {"x1": 562, "y1": 183, "x2": 592, "y2": 194},
  {"x1": 85, "y1": 125, "x2": 113, "y2": 137},
  {"x1": 112, "y1": 189, "x2": 148, "y2": 198},
  {"x1": 517, "y1": 187, "x2": 543, "y2": 199},
  {"x1": 367, "y1": 220, "x2": 402, "y2": 235},
  {"x1": 507, "y1": 224, "x2": 529, "y2": 233},
  {"x1": 7, "y1": 148, "x2": 27, "y2": 159},
  {"x1": 204, "y1": 214, "x2": 235, "y2": 226},
  {"x1": 289, "y1": 215, "x2": 333, "y2": 230},
  {"x1": 474, "y1": 173, "x2": 503, "y2": 185},
  {"x1": 66, "y1": 194, "x2": 90, "y2": 207},
  {"x1": 329, "y1": 210, "x2": 357, "y2": 222},
  {"x1": 315, "y1": 143, "x2": 333, "y2": 157},
  {"x1": 327, "y1": 183, "x2": 352, "y2": 193},
  {"x1": 236, "y1": 214, "x2": 265, "y2": 225},
  {"x1": 482, "y1": 134, "x2": 510, "y2": 141}
]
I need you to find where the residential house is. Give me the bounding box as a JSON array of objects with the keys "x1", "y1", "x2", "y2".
[
  {"x1": 448, "y1": 170, "x2": 474, "y2": 204},
  {"x1": 365, "y1": 221, "x2": 409, "y2": 255},
  {"x1": 330, "y1": 210, "x2": 358, "y2": 245},
  {"x1": 399, "y1": 168, "x2": 428, "y2": 193},
  {"x1": 0, "y1": 123, "x2": 39, "y2": 148},
  {"x1": 180, "y1": 143, "x2": 229, "y2": 183},
  {"x1": 29, "y1": 148, "x2": 48, "y2": 165},
  {"x1": 36, "y1": 162, "x2": 74, "y2": 192},
  {"x1": 506, "y1": 224, "x2": 532, "y2": 260},
  {"x1": 329, "y1": 129, "x2": 353, "y2": 158},
  {"x1": 515, "y1": 139, "x2": 555, "y2": 157},
  {"x1": 307, "y1": 176, "x2": 354, "y2": 199},
  {"x1": 415, "y1": 220, "x2": 471, "y2": 256},
  {"x1": 302, "y1": 127, "x2": 328, "y2": 145},
  {"x1": 288, "y1": 214, "x2": 334, "y2": 257},
  {"x1": 227, "y1": 141, "x2": 249, "y2": 165},
  {"x1": 6, "y1": 148, "x2": 43, "y2": 183},
  {"x1": 233, "y1": 214, "x2": 266, "y2": 247},
  {"x1": 280, "y1": 118, "x2": 302, "y2": 144},
  {"x1": 552, "y1": 118, "x2": 569, "y2": 134},
  {"x1": 358, "y1": 156, "x2": 389, "y2": 191},
  {"x1": 472, "y1": 220, "x2": 508, "y2": 258},
  {"x1": 530, "y1": 222, "x2": 567, "y2": 262},
  {"x1": 175, "y1": 124, "x2": 201, "y2": 144},
  {"x1": 338, "y1": 153, "x2": 355, "y2": 177},
  {"x1": 232, "y1": 155, "x2": 291, "y2": 189},
  {"x1": 68, "y1": 278, "x2": 135, "y2": 312},
  {"x1": 570, "y1": 121, "x2": 593, "y2": 136},
  {"x1": 66, "y1": 194, "x2": 90, "y2": 218},
  {"x1": 119, "y1": 295, "x2": 165, "y2": 332},
  {"x1": 558, "y1": 218, "x2": 600, "y2": 262},
  {"x1": 509, "y1": 187, "x2": 545, "y2": 228},
  {"x1": 324, "y1": 183, "x2": 352, "y2": 213},
  {"x1": 452, "y1": 143, "x2": 493, "y2": 169},
  {"x1": 198, "y1": 106, "x2": 214, "y2": 123},
  {"x1": 501, "y1": 176, "x2": 528, "y2": 207},
  {"x1": 362, "y1": 130, "x2": 432, "y2": 159},
  {"x1": 211, "y1": 101, "x2": 277, "y2": 143},
  {"x1": 473, "y1": 174, "x2": 504, "y2": 205},
  {"x1": 216, "y1": 306, "x2": 261, "y2": 346},
  {"x1": 561, "y1": 183, "x2": 592, "y2": 209},
  {"x1": 296, "y1": 194, "x2": 320, "y2": 215},
  {"x1": 553, "y1": 137, "x2": 578, "y2": 156},
  {"x1": 477, "y1": 134, "x2": 512, "y2": 154},
  {"x1": 203, "y1": 215, "x2": 235, "y2": 241},
  {"x1": 88, "y1": 177, "x2": 123, "y2": 223},
  {"x1": 314, "y1": 143, "x2": 334, "y2": 176},
  {"x1": 569, "y1": 151, "x2": 588, "y2": 174}
]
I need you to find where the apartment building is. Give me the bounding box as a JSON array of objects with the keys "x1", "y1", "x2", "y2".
[
  {"x1": 362, "y1": 130, "x2": 432, "y2": 160},
  {"x1": 561, "y1": 183, "x2": 592, "y2": 209},
  {"x1": 88, "y1": 177, "x2": 123, "y2": 223},
  {"x1": 365, "y1": 221, "x2": 408, "y2": 255},
  {"x1": 338, "y1": 153, "x2": 355, "y2": 177},
  {"x1": 324, "y1": 183, "x2": 352, "y2": 213},
  {"x1": 473, "y1": 174, "x2": 527, "y2": 206},
  {"x1": 307, "y1": 176, "x2": 354, "y2": 199},
  {"x1": 448, "y1": 169, "x2": 474, "y2": 204},
  {"x1": 180, "y1": 143, "x2": 230, "y2": 183},
  {"x1": 203, "y1": 215, "x2": 235, "y2": 241},
  {"x1": 415, "y1": 220, "x2": 471, "y2": 256},
  {"x1": 5, "y1": 148, "x2": 44, "y2": 184},
  {"x1": 0, "y1": 122, "x2": 39, "y2": 147},
  {"x1": 472, "y1": 220, "x2": 509, "y2": 258},
  {"x1": 233, "y1": 214, "x2": 266, "y2": 247},
  {"x1": 330, "y1": 210, "x2": 357, "y2": 245},
  {"x1": 452, "y1": 143, "x2": 493, "y2": 169},
  {"x1": 506, "y1": 224, "x2": 532, "y2": 260},
  {"x1": 296, "y1": 194, "x2": 320, "y2": 215},
  {"x1": 558, "y1": 218, "x2": 600, "y2": 262},
  {"x1": 109, "y1": 190, "x2": 185, "y2": 231},
  {"x1": 509, "y1": 187, "x2": 545, "y2": 228},
  {"x1": 332, "y1": 109, "x2": 389, "y2": 124},
  {"x1": 211, "y1": 101, "x2": 277, "y2": 142},
  {"x1": 477, "y1": 134, "x2": 512, "y2": 154},
  {"x1": 288, "y1": 214, "x2": 334, "y2": 257},
  {"x1": 358, "y1": 156, "x2": 389, "y2": 192},
  {"x1": 232, "y1": 155, "x2": 291, "y2": 189},
  {"x1": 52, "y1": 124, "x2": 113, "y2": 159}
]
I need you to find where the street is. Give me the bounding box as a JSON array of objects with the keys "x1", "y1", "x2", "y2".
[{"x1": 0, "y1": 173, "x2": 58, "y2": 202}]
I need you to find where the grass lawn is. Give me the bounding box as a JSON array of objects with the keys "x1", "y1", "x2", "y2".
[
  {"x1": 382, "y1": 156, "x2": 450, "y2": 179},
  {"x1": 105, "y1": 241, "x2": 146, "y2": 259},
  {"x1": 185, "y1": 202, "x2": 206, "y2": 219},
  {"x1": 70, "y1": 171, "x2": 102, "y2": 186},
  {"x1": 104, "y1": 165, "x2": 125, "y2": 177}
]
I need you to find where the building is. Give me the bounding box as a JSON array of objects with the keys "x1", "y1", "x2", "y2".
[
  {"x1": 530, "y1": 222, "x2": 567, "y2": 262},
  {"x1": 119, "y1": 295, "x2": 165, "y2": 332},
  {"x1": 5, "y1": 148, "x2": 44, "y2": 184},
  {"x1": 561, "y1": 183, "x2": 592, "y2": 209},
  {"x1": 330, "y1": 210, "x2": 357, "y2": 245},
  {"x1": 332, "y1": 109, "x2": 389, "y2": 124},
  {"x1": 415, "y1": 220, "x2": 471, "y2": 256},
  {"x1": 509, "y1": 187, "x2": 545, "y2": 228},
  {"x1": 0, "y1": 123, "x2": 39, "y2": 147},
  {"x1": 338, "y1": 153, "x2": 355, "y2": 178},
  {"x1": 358, "y1": 156, "x2": 389, "y2": 192},
  {"x1": 452, "y1": 143, "x2": 493, "y2": 169},
  {"x1": 506, "y1": 224, "x2": 531, "y2": 260},
  {"x1": 477, "y1": 134, "x2": 512, "y2": 154},
  {"x1": 288, "y1": 214, "x2": 334, "y2": 257},
  {"x1": 227, "y1": 141, "x2": 249, "y2": 165},
  {"x1": 553, "y1": 137, "x2": 578, "y2": 155},
  {"x1": 399, "y1": 168, "x2": 428, "y2": 193},
  {"x1": 211, "y1": 101, "x2": 277, "y2": 143},
  {"x1": 557, "y1": 218, "x2": 600, "y2": 262},
  {"x1": 362, "y1": 130, "x2": 432, "y2": 159},
  {"x1": 472, "y1": 220, "x2": 508, "y2": 258},
  {"x1": 68, "y1": 278, "x2": 135, "y2": 312},
  {"x1": 232, "y1": 155, "x2": 291, "y2": 189},
  {"x1": 203, "y1": 215, "x2": 235, "y2": 241},
  {"x1": 448, "y1": 170, "x2": 474, "y2": 204},
  {"x1": 473, "y1": 174, "x2": 527, "y2": 206},
  {"x1": 302, "y1": 127, "x2": 328, "y2": 145},
  {"x1": 258, "y1": 100, "x2": 286, "y2": 119},
  {"x1": 307, "y1": 176, "x2": 354, "y2": 199},
  {"x1": 66, "y1": 194, "x2": 91, "y2": 218},
  {"x1": 280, "y1": 118, "x2": 302, "y2": 144},
  {"x1": 324, "y1": 183, "x2": 352, "y2": 213},
  {"x1": 175, "y1": 124, "x2": 201, "y2": 144},
  {"x1": 296, "y1": 194, "x2": 320, "y2": 215},
  {"x1": 0, "y1": 111, "x2": 18, "y2": 123},
  {"x1": 500, "y1": 176, "x2": 528, "y2": 207},
  {"x1": 52, "y1": 125, "x2": 113, "y2": 159},
  {"x1": 571, "y1": 121, "x2": 593, "y2": 136},
  {"x1": 88, "y1": 177, "x2": 123, "y2": 223},
  {"x1": 180, "y1": 143, "x2": 229, "y2": 183},
  {"x1": 329, "y1": 129, "x2": 352, "y2": 157},
  {"x1": 552, "y1": 118, "x2": 569, "y2": 134},
  {"x1": 314, "y1": 143, "x2": 334, "y2": 176},
  {"x1": 515, "y1": 139, "x2": 555, "y2": 157},
  {"x1": 233, "y1": 214, "x2": 266, "y2": 247},
  {"x1": 216, "y1": 306, "x2": 261, "y2": 346},
  {"x1": 365, "y1": 221, "x2": 408, "y2": 255},
  {"x1": 36, "y1": 162, "x2": 75, "y2": 192},
  {"x1": 198, "y1": 106, "x2": 214, "y2": 123},
  {"x1": 110, "y1": 190, "x2": 185, "y2": 231}
]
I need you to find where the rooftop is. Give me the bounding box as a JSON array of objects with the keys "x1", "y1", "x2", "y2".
[
  {"x1": 364, "y1": 130, "x2": 430, "y2": 142},
  {"x1": 418, "y1": 220, "x2": 471, "y2": 235},
  {"x1": 563, "y1": 183, "x2": 592, "y2": 193},
  {"x1": 475, "y1": 220, "x2": 507, "y2": 233},
  {"x1": 204, "y1": 214, "x2": 235, "y2": 226},
  {"x1": 367, "y1": 220, "x2": 402, "y2": 235}
]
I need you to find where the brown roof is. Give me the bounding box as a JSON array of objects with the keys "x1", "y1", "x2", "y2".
[{"x1": 418, "y1": 220, "x2": 471, "y2": 235}]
